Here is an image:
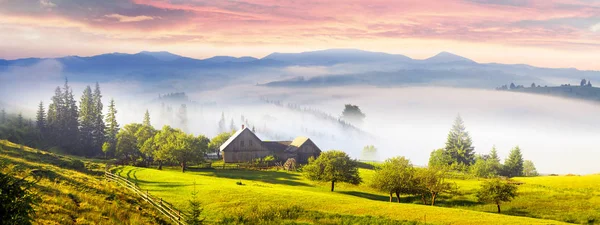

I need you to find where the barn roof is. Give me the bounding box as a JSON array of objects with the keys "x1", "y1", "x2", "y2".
[
  {"x1": 262, "y1": 141, "x2": 292, "y2": 152},
  {"x1": 219, "y1": 128, "x2": 260, "y2": 151},
  {"x1": 285, "y1": 136, "x2": 311, "y2": 152}
]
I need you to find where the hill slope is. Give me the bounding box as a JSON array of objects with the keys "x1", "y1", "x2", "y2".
[
  {"x1": 0, "y1": 140, "x2": 170, "y2": 225},
  {"x1": 115, "y1": 166, "x2": 570, "y2": 225}
]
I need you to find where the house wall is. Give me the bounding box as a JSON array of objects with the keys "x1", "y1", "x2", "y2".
[
  {"x1": 222, "y1": 130, "x2": 270, "y2": 163},
  {"x1": 295, "y1": 140, "x2": 321, "y2": 163}
]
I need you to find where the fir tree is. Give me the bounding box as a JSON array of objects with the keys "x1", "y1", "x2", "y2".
[
  {"x1": 79, "y1": 86, "x2": 95, "y2": 156},
  {"x1": 178, "y1": 104, "x2": 188, "y2": 132},
  {"x1": 48, "y1": 86, "x2": 64, "y2": 146},
  {"x1": 0, "y1": 109, "x2": 6, "y2": 124},
  {"x1": 105, "y1": 99, "x2": 119, "y2": 157},
  {"x1": 488, "y1": 146, "x2": 502, "y2": 176},
  {"x1": 36, "y1": 101, "x2": 46, "y2": 134},
  {"x1": 229, "y1": 118, "x2": 236, "y2": 132},
  {"x1": 91, "y1": 82, "x2": 106, "y2": 153},
  {"x1": 503, "y1": 146, "x2": 524, "y2": 177},
  {"x1": 218, "y1": 112, "x2": 226, "y2": 133},
  {"x1": 62, "y1": 78, "x2": 80, "y2": 153},
  {"x1": 143, "y1": 109, "x2": 151, "y2": 127},
  {"x1": 17, "y1": 113, "x2": 23, "y2": 128},
  {"x1": 444, "y1": 115, "x2": 475, "y2": 166}
]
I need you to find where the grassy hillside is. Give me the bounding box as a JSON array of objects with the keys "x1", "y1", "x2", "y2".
[
  {"x1": 115, "y1": 166, "x2": 574, "y2": 225},
  {"x1": 0, "y1": 140, "x2": 170, "y2": 225}
]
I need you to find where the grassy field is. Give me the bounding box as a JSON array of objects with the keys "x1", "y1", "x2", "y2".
[
  {"x1": 114, "y1": 165, "x2": 582, "y2": 225},
  {"x1": 0, "y1": 140, "x2": 170, "y2": 225}
]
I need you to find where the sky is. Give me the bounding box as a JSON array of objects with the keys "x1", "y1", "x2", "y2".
[{"x1": 1, "y1": 0, "x2": 600, "y2": 70}]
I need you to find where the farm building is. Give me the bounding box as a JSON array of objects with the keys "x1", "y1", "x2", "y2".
[{"x1": 219, "y1": 126, "x2": 321, "y2": 163}]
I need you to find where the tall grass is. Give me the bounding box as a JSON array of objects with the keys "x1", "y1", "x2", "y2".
[{"x1": 0, "y1": 140, "x2": 170, "y2": 225}]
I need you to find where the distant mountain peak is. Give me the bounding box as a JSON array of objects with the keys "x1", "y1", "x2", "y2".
[
  {"x1": 425, "y1": 51, "x2": 475, "y2": 64},
  {"x1": 137, "y1": 51, "x2": 182, "y2": 61}
]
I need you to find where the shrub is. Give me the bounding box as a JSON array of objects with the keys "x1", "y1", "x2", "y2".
[
  {"x1": 0, "y1": 172, "x2": 40, "y2": 225},
  {"x1": 236, "y1": 181, "x2": 243, "y2": 185}
]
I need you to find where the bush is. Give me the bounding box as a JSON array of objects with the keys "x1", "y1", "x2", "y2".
[{"x1": 0, "y1": 172, "x2": 40, "y2": 225}]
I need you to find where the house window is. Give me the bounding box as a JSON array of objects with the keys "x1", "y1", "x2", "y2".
[
  {"x1": 249, "y1": 140, "x2": 253, "y2": 146},
  {"x1": 241, "y1": 141, "x2": 245, "y2": 147}
]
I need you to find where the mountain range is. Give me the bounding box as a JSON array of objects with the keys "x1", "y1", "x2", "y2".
[{"x1": 1, "y1": 49, "x2": 598, "y2": 88}]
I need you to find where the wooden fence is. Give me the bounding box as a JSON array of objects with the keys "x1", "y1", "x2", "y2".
[{"x1": 105, "y1": 170, "x2": 187, "y2": 225}]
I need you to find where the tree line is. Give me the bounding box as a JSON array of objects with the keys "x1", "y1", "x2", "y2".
[{"x1": 428, "y1": 115, "x2": 538, "y2": 178}]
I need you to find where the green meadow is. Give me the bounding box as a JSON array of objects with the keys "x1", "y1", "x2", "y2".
[
  {"x1": 114, "y1": 164, "x2": 600, "y2": 225},
  {"x1": 3, "y1": 139, "x2": 599, "y2": 225}
]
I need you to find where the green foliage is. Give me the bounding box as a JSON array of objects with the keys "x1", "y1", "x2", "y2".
[
  {"x1": 116, "y1": 123, "x2": 143, "y2": 164},
  {"x1": 444, "y1": 115, "x2": 475, "y2": 166},
  {"x1": 143, "y1": 109, "x2": 151, "y2": 127},
  {"x1": 470, "y1": 147, "x2": 502, "y2": 178},
  {"x1": 79, "y1": 85, "x2": 95, "y2": 156},
  {"x1": 361, "y1": 145, "x2": 377, "y2": 161},
  {"x1": 413, "y1": 167, "x2": 453, "y2": 206},
  {"x1": 185, "y1": 182, "x2": 204, "y2": 225},
  {"x1": 370, "y1": 156, "x2": 414, "y2": 202},
  {"x1": 477, "y1": 179, "x2": 518, "y2": 213},
  {"x1": 91, "y1": 82, "x2": 106, "y2": 155},
  {"x1": 503, "y1": 146, "x2": 524, "y2": 177},
  {"x1": 151, "y1": 125, "x2": 207, "y2": 172},
  {"x1": 0, "y1": 172, "x2": 40, "y2": 225},
  {"x1": 0, "y1": 140, "x2": 170, "y2": 224},
  {"x1": 428, "y1": 148, "x2": 452, "y2": 169},
  {"x1": 522, "y1": 160, "x2": 538, "y2": 177},
  {"x1": 263, "y1": 155, "x2": 276, "y2": 162},
  {"x1": 35, "y1": 101, "x2": 45, "y2": 135},
  {"x1": 303, "y1": 150, "x2": 361, "y2": 191},
  {"x1": 105, "y1": 99, "x2": 119, "y2": 157},
  {"x1": 208, "y1": 131, "x2": 235, "y2": 153}
]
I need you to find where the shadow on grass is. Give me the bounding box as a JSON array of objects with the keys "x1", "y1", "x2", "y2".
[{"x1": 202, "y1": 169, "x2": 312, "y2": 187}]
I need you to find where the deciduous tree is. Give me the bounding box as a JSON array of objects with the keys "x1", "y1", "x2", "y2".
[
  {"x1": 370, "y1": 156, "x2": 414, "y2": 202},
  {"x1": 303, "y1": 150, "x2": 361, "y2": 192},
  {"x1": 477, "y1": 178, "x2": 518, "y2": 213}
]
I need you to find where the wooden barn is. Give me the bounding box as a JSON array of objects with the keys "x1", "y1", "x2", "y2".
[{"x1": 220, "y1": 126, "x2": 321, "y2": 163}]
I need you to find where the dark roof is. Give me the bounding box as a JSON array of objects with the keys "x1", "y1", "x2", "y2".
[{"x1": 262, "y1": 141, "x2": 292, "y2": 152}]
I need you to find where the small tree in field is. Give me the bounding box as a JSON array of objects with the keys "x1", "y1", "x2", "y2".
[
  {"x1": 370, "y1": 156, "x2": 414, "y2": 202},
  {"x1": 477, "y1": 179, "x2": 518, "y2": 213},
  {"x1": 303, "y1": 150, "x2": 361, "y2": 192},
  {"x1": 413, "y1": 167, "x2": 453, "y2": 206},
  {"x1": 185, "y1": 182, "x2": 204, "y2": 225}
]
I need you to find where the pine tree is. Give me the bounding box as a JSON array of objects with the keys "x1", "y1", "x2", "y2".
[
  {"x1": 62, "y1": 78, "x2": 80, "y2": 153},
  {"x1": 17, "y1": 113, "x2": 23, "y2": 128},
  {"x1": 105, "y1": 99, "x2": 119, "y2": 157},
  {"x1": 91, "y1": 82, "x2": 106, "y2": 154},
  {"x1": 48, "y1": 86, "x2": 64, "y2": 146},
  {"x1": 79, "y1": 86, "x2": 95, "y2": 156},
  {"x1": 503, "y1": 146, "x2": 524, "y2": 177},
  {"x1": 487, "y1": 146, "x2": 502, "y2": 176},
  {"x1": 0, "y1": 109, "x2": 6, "y2": 124},
  {"x1": 143, "y1": 109, "x2": 151, "y2": 127},
  {"x1": 444, "y1": 115, "x2": 475, "y2": 166},
  {"x1": 36, "y1": 101, "x2": 46, "y2": 134},
  {"x1": 218, "y1": 112, "x2": 226, "y2": 133},
  {"x1": 229, "y1": 118, "x2": 236, "y2": 132},
  {"x1": 178, "y1": 104, "x2": 188, "y2": 132}
]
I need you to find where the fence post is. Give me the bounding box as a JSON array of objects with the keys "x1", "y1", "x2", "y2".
[
  {"x1": 160, "y1": 198, "x2": 162, "y2": 205},
  {"x1": 178, "y1": 210, "x2": 181, "y2": 221}
]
